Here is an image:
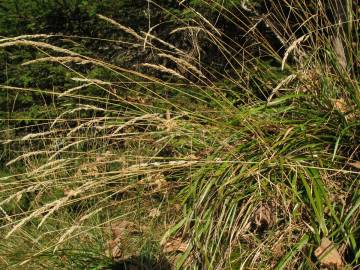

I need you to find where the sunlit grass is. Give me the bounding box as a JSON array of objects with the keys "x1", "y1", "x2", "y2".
[{"x1": 0, "y1": 0, "x2": 359, "y2": 269}]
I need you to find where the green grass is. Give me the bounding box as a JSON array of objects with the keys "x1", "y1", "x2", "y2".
[{"x1": 0, "y1": 0, "x2": 359, "y2": 269}]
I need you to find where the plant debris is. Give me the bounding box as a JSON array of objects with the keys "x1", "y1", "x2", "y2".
[
  {"x1": 314, "y1": 237, "x2": 344, "y2": 270},
  {"x1": 253, "y1": 205, "x2": 275, "y2": 233},
  {"x1": 163, "y1": 238, "x2": 188, "y2": 253},
  {"x1": 149, "y1": 208, "x2": 161, "y2": 218},
  {"x1": 105, "y1": 220, "x2": 139, "y2": 259}
]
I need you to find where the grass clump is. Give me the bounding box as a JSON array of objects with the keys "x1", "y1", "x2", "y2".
[{"x1": 0, "y1": 0, "x2": 359, "y2": 269}]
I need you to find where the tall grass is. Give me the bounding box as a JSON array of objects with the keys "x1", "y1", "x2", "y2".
[{"x1": 0, "y1": 0, "x2": 359, "y2": 269}]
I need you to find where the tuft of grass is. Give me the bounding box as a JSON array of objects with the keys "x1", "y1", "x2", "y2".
[{"x1": 0, "y1": 0, "x2": 359, "y2": 269}]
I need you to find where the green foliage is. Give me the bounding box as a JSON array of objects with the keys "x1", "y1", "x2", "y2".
[{"x1": 0, "y1": 0, "x2": 359, "y2": 269}]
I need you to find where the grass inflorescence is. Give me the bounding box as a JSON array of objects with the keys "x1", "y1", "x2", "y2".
[{"x1": 0, "y1": 0, "x2": 359, "y2": 269}]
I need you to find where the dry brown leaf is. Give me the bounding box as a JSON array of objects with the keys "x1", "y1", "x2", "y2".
[
  {"x1": 108, "y1": 220, "x2": 137, "y2": 239},
  {"x1": 333, "y1": 99, "x2": 348, "y2": 114},
  {"x1": 104, "y1": 220, "x2": 138, "y2": 259},
  {"x1": 154, "y1": 177, "x2": 168, "y2": 190},
  {"x1": 332, "y1": 99, "x2": 357, "y2": 121},
  {"x1": 315, "y1": 237, "x2": 344, "y2": 270},
  {"x1": 254, "y1": 205, "x2": 274, "y2": 231},
  {"x1": 106, "y1": 239, "x2": 123, "y2": 258},
  {"x1": 148, "y1": 208, "x2": 161, "y2": 218},
  {"x1": 163, "y1": 238, "x2": 188, "y2": 253},
  {"x1": 272, "y1": 242, "x2": 285, "y2": 258},
  {"x1": 147, "y1": 173, "x2": 168, "y2": 194},
  {"x1": 349, "y1": 161, "x2": 360, "y2": 169}
]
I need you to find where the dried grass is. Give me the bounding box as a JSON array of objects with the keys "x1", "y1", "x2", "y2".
[
  {"x1": 97, "y1": 14, "x2": 143, "y2": 41},
  {"x1": 22, "y1": 56, "x2": 92, "y2": 66},
  {"x1": 140, "y1": 63, "x2": 186, "y2": 80},
  {"x1": 281, "y1": 35, "x2": 309, "y2": 70},
  {"x1": 0, "y1": 40, "x2": 78, "y2": 56},
  {"x1": 157, "y1": 53, "x2": 205, "y2": 78}
]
